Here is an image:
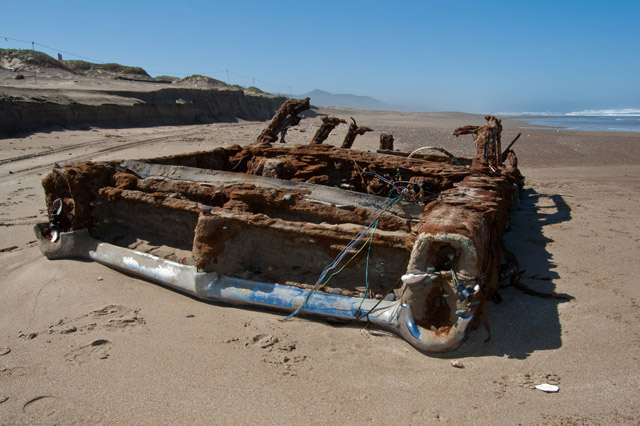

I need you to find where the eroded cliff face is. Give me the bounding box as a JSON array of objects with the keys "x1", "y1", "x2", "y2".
[{"x1": 0, "y1": 88, "x2": 287, "y2": 136}]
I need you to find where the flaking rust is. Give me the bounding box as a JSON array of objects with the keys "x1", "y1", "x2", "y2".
[{"x1": 36, "y1": 104, "x2": 523, "y2": 353}]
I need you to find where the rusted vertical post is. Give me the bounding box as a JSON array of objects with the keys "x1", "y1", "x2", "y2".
[
  {"x1": 379, "y1": 133, "x2": 394, "y2": 151},
  {"x1": 255, "y1": 97, "x2": 310, "y2": 144},
  {"x1": 341, "y1": 117, "x2": 373, "y2": 149},
  {"x1": 484, "y1": 115, "x2": 502, "y2": 166},
  {"x1": 277, "y1": 114, "x2": 302, "y2": 144},
  {"x1": 310, "y1": 116, "x2": 346, "y2": 144},
  {"x1": 453, "y1": 115, "x2": 503, "y2": 168}
]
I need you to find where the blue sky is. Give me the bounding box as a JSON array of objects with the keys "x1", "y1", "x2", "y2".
[{"x1": 2, "y1": 0, "x2": 639, "y2": 113}]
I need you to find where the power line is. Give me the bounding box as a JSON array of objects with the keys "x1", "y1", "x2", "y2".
[
  {"x1": 2, "y1": 35, "x2": 106, "y2": 63},
  {"x1": 36, "y1": 42, "x2": 105, "y2": 63},
  {"x1": 144, "y1": 69, "x2": 228, "y2": 78},
  {"x1": 229, "y1": 70, "x2": 290, "y2": 90}
]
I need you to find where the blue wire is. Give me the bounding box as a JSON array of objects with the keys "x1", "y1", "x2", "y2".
[{"x1": 284, "y1": 196, "x2": 399, "y2": 321}]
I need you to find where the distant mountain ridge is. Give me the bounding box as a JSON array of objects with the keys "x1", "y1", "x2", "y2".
[{"x1": 298, "y1": 89, "x2": 391, "y2": 111}]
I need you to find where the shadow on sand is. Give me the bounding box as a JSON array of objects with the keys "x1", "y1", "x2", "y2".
[{"x1": 453, "y1": 188, "x2": 573, "y2": 359}]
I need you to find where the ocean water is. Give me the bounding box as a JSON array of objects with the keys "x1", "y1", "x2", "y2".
[{"x1": 500, "y1": 109, "x2": 640, "y2": 133}]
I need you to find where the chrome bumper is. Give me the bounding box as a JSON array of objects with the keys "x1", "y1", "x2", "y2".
[{"x1": 34, "y1": 225, "x2": 475, "y2": 353}]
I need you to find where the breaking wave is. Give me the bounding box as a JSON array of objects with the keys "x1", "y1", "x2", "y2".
[
  {"x1": 499, "y1": 109, "x2": 640, "y2": 117},
  {"x1": 565, "y1": 109, "x2": 640, "y2": 117},
  {"x1": 497, "y1": 109, "x2": 640, "y2": 132}
]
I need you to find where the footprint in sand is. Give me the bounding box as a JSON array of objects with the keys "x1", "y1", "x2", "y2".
[
  {"x1": 501, "y1": 371, "x2": 561, "y2": 390},
  {"x1": 91, "y1": 305, "x2": 146, "y2": 330},
  {"x1": 47, "y1": 305, "x2": 146, "y2": 335},
  {"x1": 251, "y1": 334, "x2": 279, "y2": 349},
  {"x1": 64, "y1": 339, "x2": 112, "y2": 364},
  {"x1": 246, "y1": 334, "x2": 306, "y2": 375},
  {"x1": 1, "y1": 366, "x2": 26, "y2": 378},
  {"x1": 21, "y1": 395, "x2": 68, "y2": 418}
]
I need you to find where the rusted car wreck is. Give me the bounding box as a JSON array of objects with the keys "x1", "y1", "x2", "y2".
[{"x1": 34, "y1": 100, "x2": 523, "y2": 353}]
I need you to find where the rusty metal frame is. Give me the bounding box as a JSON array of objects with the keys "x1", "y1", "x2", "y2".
[{"x1": 34, "y1": 117, "x2": 522, "y2": 353}]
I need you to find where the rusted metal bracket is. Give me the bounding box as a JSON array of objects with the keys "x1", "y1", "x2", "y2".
[
  {"x1": 341, "y1": 117, "x2": 373, "y2": 149},
  {"x1": 256, "y1": 97, "x2": 310, "y2": 144},
  {"x1": 310, "y1": 116, "x2": 347, "y2": 144},
  {"x1": 453, "y1": 115, "x2": 503, "y2": 167}
]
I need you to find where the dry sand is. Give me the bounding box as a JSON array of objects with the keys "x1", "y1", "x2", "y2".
[{"x1": 1, "y1": 108, "x2": 640, "y2": 425}]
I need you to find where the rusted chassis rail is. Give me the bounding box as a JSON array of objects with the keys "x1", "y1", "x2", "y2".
[{"x1": 35, "y1": 144, "x2": 522, "y2": 353}]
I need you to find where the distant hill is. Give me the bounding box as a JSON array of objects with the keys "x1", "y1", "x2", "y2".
[
  {"x1": 0, "y1": 49, "x2": 246, "y2": 87},
  {"x1": 298, "y1": 89, "x2": 391, "y2": 111}
]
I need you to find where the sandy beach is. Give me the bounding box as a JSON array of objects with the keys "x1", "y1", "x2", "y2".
[{"x1": 1, "y1": 103, "x2": 640, "y2": 425}]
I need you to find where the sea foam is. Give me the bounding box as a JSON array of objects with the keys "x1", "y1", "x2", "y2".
[
  {"x1": 497, "y1": 109, "x2": 640, "y2": 117},
  {"x1": 496, "y1": 109, "x2": 640, "y2": 132},
  {"x1": 565, "y1": 109, "x2": 640, "y2": 117}
]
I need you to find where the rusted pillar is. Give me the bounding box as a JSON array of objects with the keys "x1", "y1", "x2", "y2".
[
  {"x1": 340, "y1": 117, "x2": 373, "y2": 149},
  {"x1": 453, "y1": 115, "x2": 503, "y2": 168},
  {"x1": 277, "y1": 114, "x2": 302, "y2": 144},
  {"x1": 255, "y1": 97, "x2": 310, "y2": 144},
  {"x1": 310, "y1": 116, "x2": 346, "y2": 144},
  {"x1": 379, "y1": 133, "x2": 394, "y2": 151}
]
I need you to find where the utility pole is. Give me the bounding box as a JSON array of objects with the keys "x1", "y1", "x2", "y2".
[
  {"x1": 32, "y1": 41, "x2": 36, "y2": 83},
  {"x1": 226, "y1": 69, "x2": 230, "y2": 84}
]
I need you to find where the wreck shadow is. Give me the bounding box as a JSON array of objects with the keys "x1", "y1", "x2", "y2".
[{"x1": 453, "y1": 188, "x2": 573, "y2": 359}]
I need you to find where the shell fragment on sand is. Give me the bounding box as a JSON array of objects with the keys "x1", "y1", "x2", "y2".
[{"x1": 535, "y1": 383, "x2": 560, "y2": 393}]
